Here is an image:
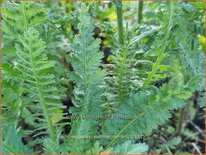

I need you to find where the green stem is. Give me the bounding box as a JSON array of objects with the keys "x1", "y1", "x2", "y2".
[
  {"x1": 116, "y1": 56, "x2": 126, "y2": 106},
  {"x1": 116, "y1": 1, "x2": 124, "y2": 46},
  {"x1": 137, "y1": 1, "x2": 143, "y2": 24},
  {"x1": 142, "y1": 2, "x2": 174, "y2": 87},
  {"x1": 175, "y1": 103, "x2": 185, "y2": 135},
  {"x1": 204, "y1": 53, "x2": 206, "y2": 104},
  {"x1": 115, "y1": 1, "x2": 126, "y2": 106},
  {"x1": 175, "y1": 54, "x2": 187, "y2": 136}
]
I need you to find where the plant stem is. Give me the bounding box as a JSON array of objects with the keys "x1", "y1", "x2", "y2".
[
  {"x1": 137, "y1": 1, "x2": 143, "y2": 24},
  {"x1": 116, "y1": 55, "x2": 126, "y2": 106},
  {"x1": 115, "y1": 1, "x2": 125, "y2": 107},
  {"x1": 176, "y1": 105, "x2": 185, "y2": 135},
  {"x1": 116, "y1": 1, "x2": 124, "y2": 46},
  {"x1": 142, "y1": 2, "x2": 174, "y2": 87},
  {"x1": 205, "y1": 53, "x2": 206, "y2": 94}
]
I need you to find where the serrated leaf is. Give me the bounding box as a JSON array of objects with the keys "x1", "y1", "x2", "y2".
[
  {"x1": 112, "y1": 141, "x2": 148, "y2": 154},
  {"x1": 2, "y1": 124, "x2": 34, "y2": 154}
]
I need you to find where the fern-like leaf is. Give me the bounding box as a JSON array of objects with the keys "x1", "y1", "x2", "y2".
[
  {"x1": 2, "y1": 2, "x2": 46, "y2": 34},
  {"x1": 2, "y1": 124, "x2": 34, "y2": 154},
  {"x1": 102, "y1": 79, "x2": 193, "y2": 147},
  {"x1": 66, "y1": 4, "x2": 106, "y2": 154},
  {"x1": 15, "y1": 28, "x2": 66, "y2": 141},
  {"x1": 2, "y1": 2, "x2": 47, "y2": 127}
]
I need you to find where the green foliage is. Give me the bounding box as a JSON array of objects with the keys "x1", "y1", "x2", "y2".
[
  {"x1": 43, "y1": 138, "x2": 62, "y2": 154},
  {"x1": 183, "y1": 129, "x2": 198, "y2": 141},
  {"x1": 102, "y1": 80, "x2": 192, "y2": 147},
  {"x1": 2, "y1": 124, "x2": 34, "y2": 154},
  {"x1": 102, "y1": 47, "x2": 140, "y2": 111},
  {"x1": 65, "y1": 4, "x2": 106, "y2": 154},
  {"x1": 67, "y1": 4, "x2": 105, "y2": 115},
  {"x1": 166, "y1": 2, "x2": 204, "y2": 93},
  {"x1": 2, "y1": 2, "x2": 47, "y2": 125},
  {"x1": 2, "y1": 1, "x2": 204, "y2": 154},
  {"x1": 85, "y1": 141, "x2": 103, "y2": 154},
  {"x1": 15, "y1": 28, "x2": 66, "y2": 141},
  {"x1": 111, "y1": 141, "x2": 148, "y2": 154},
  {"x1": 2, "y1": 2, "x2": 66, "y2": 149},
  {"x1": 157, "y1": 137, "x2": 182, "y2": 154},
  {"x1": 2, "y1": 2, "x2": 46, "y2": 39}
]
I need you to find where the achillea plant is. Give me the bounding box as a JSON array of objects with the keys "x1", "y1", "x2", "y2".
[{"x1": 2, "y1": 1, "x2": 205, "y2": 154}]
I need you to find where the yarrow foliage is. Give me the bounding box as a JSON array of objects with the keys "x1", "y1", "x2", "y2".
[{"x1": 2, "y1": 1, "x2": 205, "y2": 154}]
